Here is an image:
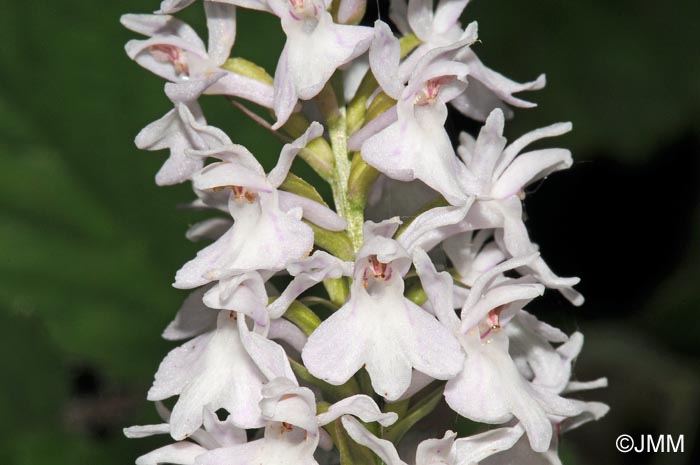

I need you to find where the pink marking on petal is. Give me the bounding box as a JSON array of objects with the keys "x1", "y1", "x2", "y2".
[
  {"x1": 414, "y1": 79, "x2": 442, "y2": 106},
  {"x1": 149, "y1": 44, "x2": 189, "y2": 77},
  {"x1": 479, "y1": 305, "x2": 504, "y2": 341}
]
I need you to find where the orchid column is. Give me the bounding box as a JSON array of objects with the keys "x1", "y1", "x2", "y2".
[{"x1": 121, "y1": 1, "x2": 608, "y2": 465}]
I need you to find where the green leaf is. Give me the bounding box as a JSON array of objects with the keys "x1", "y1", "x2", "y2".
[
  {"x1": 222, "y1": 57, "x2": 274, "y2": 85},
  {"x1": 279, "y1": 173, "x2": 329, "y2": 206},
  {"x1": 307, "y1": 222, "x2": 355, "y2": 262},
  {"x1": 383, "y1": 384, "x2": 445, "y2": 444},
  {"x1": 333, "y1": 418, "x2": 378, "y2": 465},
  {"x1": 289, "y1": 358, "x2": 359, "y2": 402},
  {"x1": 283, "y1": 301, "x2": 322, "y2": 336},
  {"x1": 348, "y1": 153, "x2": 380, "y2": 209}
]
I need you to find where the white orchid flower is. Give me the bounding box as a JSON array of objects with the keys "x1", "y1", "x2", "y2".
[
  {"x1": 148, "y1": 309, "x2": 294, "y2": 439},
  {"x1": 357, "y1": 20, "x2": 476, "y2": 205},
  {"x1": 398, "y1": 109, "x2": 582, "y2": 304},
  {"x1": 174, "y1": 122, "x2": 346, "y2": 288},
  {"x1": 389, "y1": 0, "x2": 545, "y2": 120},
  {"x1": 124, "y1": 406, "x2": 247, "y2": 465},
  {"x1": 302, "y1": 218, "x2": 464, "y2": 400},
  {"x1": 415, "y1": 250, "x2": 584, "y2": 452},
  {"x1": 135, "y1": 76, "x2": 233, "y2": 185},
  {"x1": 196, "y1": 377, "x2": 397, "y2": 465},
  {"x1": 122, "y1": 4, "x2": 274, "y2": 107},
  {"x1": 224, "y1": 0, "x2": 373, "y2": 127}
]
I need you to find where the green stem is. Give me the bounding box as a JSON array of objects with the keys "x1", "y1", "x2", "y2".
[
  {"x1": 317, "y1": 84, "x2": 364, "y2": 253},
  {"x1": 383, "y1": 384, "x2": 445, "y2": 444},
  {"x1": 283, "y1": 301, "x2": 322, "y2": 336}
]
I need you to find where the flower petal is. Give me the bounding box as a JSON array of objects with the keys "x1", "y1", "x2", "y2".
[
  {"x1": 238, "y1": 317, "x2": 296, "y2": 382},
  {"x1": 452, "y1": 426, "x2": 523, "y2": 465},
  {"x1": 412, "y1": 248, "x2": 460, "y2": 331},
  {"x1": 397, "y1": 201, "x2": 472, "y2": 253},
  {"x1": 193, "y1": 161, "x2": 272, "y2": 193},
  {"x1": 163, "y1": 286, "x2": 218, "y2": 340},
  {"x1": 136, "y1": 442, "x2": 207, "y2": 465},
  {"x1": 445, "y1": 332, "x2": 579, "y2": 452},
  {"x1": 468, "y1": 108, "x2": 507, "y2": 183},
  {"x1": 205, "y1": 2, "x2": 236, "y2": 67},
  {"x1": 407, "y1": 0, "x2": 435, "y2": 41},
  {"x1": 121, "y1": 14, "x2": 205, "y2": 50},
  {"x1": 269, "y1": 318, "x2": 307, "y2": 352},
  {"x1": 282, "y1": 13, "x2": 373, "y2": 100},
  {"x1": 148, "y1": 311, "x2": 267, "y2": 438},
  {"x1": 301, "y1": 298, "x2": 367, "y2": 385},
  {"x1": 202, "y1": 407, "x2": 248, "y2": 446},
  {"x1": 432, "y1": 0, "x2": 470, "y2": 35},
  {"x1": 317, "y1": 395, "x2": 397, "y2": 427},
  {"x1": 494, "y1": 122, "x2": 572, "y2": 180},
  {"x1": 186, "y1": 217, "x2": 233, "y2": 243},
  {"x1": 492, "y1": 148, "x2": 572, "y2": 199},
  {"x1": 404, "y1": 298, "x2": 465, "y2": 380},
  {"x1": 124, "y1": 423, "x2": 171, "y2": 439},
  {"x1": 278, "y1": 191, "x2": 347, "y2": 231},
  {"x1": 195, "y1": 441, "x2": 262, "y2": 465},
  {"x1": 206, "y1": 71, "x2": 275, "y2": 108},
  {"x1": 457, "y1": 48, "x2": 546, "y2": 108},
  {"x1": 360, "y1": 101, "x2": 467, "y2": 206},
  {"x1": 156, "y1": 0, "x2": 197, "y2": 14},
  {"x1": 415, "y1": 430, "x2": 457, "y2": 465},
  {"x1": 271, "y1": 47, "x2": 298, "y2": 129},
  {"x1": 268, "y1": 122, "x2": 324, "y2": 187},
  {"x1": 341, "y1": 416, "x2": 406, "y2": 465},
  {"x1": 369, "y1": 21, "x2": 403, "y2": 99},
  {"x1": 259, "y1": 379, "x2": 317, "y2": 432},
  {"x1": 268, "y1": 251, "x2": 350, "y2": 318}
]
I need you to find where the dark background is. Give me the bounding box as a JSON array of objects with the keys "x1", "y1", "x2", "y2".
[{"x1": 0, "y1": 1, "x2": 698, "y2": 464}]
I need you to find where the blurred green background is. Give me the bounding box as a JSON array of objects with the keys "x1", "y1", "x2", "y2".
[{"x1": 0, "y1": 1, "x2": 697, "y2": 464}]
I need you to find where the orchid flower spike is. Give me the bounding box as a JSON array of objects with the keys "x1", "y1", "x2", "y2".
[{"x1": 122, "y1": 2, "x2": 608, "y2": 464}]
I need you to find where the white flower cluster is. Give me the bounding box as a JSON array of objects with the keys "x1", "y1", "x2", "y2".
[{"x1": 122, "y1": 1, "x2": 609, "y2": 464}]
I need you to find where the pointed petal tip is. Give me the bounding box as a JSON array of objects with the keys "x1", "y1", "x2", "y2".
[
  {"x1": 534, "y1": 73, "x2": 547, "y2": 89},
  {"x1": 486, "y1": 107, "x2": 505, "y2": 127},
  {"x1": 119, "y1": 13, "x2": 135, "y2": 27}
]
